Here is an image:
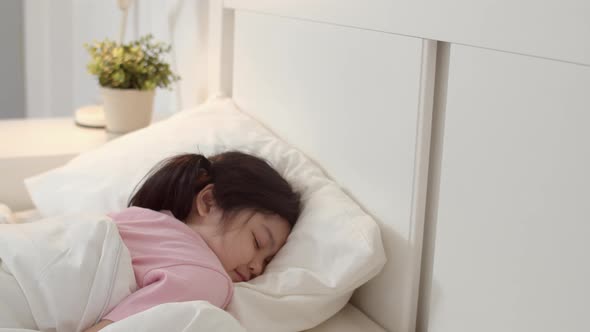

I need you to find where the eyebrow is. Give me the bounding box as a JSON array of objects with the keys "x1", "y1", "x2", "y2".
[{"x1": 262, "y1": 224, "x2": 276, "y2": 250}]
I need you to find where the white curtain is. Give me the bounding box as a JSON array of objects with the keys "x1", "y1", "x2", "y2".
[{"x1": 24, "y1": 0, "x2": 209, "y2": 118}]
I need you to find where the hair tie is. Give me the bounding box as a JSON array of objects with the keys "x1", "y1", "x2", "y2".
[
  {"x1": 198, "y1": 155, "x2": 212, "y2": 172},
  {"x1": 198, "y1": 155, "x2": 215, "y2": 184}
]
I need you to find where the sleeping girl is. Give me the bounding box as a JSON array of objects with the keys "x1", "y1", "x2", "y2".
[{"x1": 84, "y1": 151, "x2": 301, "y2": 331}]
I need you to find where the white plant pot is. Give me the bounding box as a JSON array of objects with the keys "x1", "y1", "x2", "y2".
[{"x1": 101, "y1": 87, "x2": 156, "y2": 133}]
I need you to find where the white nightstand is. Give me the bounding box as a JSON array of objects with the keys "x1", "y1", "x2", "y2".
[
  {"x1": 0, "y1": 113, "x2": 172, "y2": 211},
  {"x1": 0, "y1": 117, "x2": 114, "y2": 211}
]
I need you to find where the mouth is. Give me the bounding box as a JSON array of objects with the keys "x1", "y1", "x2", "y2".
[{"x1": 235, "y1": 271, "x2": 247, "y2": 282}]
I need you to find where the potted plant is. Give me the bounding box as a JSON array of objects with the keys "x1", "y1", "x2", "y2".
[{"x1": 85, "y1": 34, "x2": 180, "y2": 133}]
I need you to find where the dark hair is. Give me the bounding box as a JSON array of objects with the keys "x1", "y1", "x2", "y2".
[{"x1": 128, "y1": 151, "x2": 301, "y2": 226}]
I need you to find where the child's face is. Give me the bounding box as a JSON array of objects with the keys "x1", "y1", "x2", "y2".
[{"x1": 193, "y1": 206, "x2": 292, "y2": 282}]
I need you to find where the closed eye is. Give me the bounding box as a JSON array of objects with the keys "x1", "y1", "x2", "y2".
[{"x1": 253, "y1": 233, "x2": 260, "y2": 249}]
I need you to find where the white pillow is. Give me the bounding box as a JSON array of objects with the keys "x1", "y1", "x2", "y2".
[{"x1": 25, "y1": 98, "x2": 386, "y2": 332}]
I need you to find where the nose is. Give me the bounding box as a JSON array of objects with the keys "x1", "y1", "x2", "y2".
[{"x1": 248, "y1": 260, "x2": 264, "y2": 278}]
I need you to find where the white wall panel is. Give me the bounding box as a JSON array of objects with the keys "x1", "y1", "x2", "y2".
[
  {"x1": 225, "y1": 0, "x2": 590, "y2": 66},
  {"x1": 429, "y1": 44, "x2": 590, "y2": 332},
  {"x1": 232, "y1": 11, "x2": 433, "y2": 332}
]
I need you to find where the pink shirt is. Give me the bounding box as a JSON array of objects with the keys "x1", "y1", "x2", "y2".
[{"x1": 103, "y1": 207, "x2": 233, "y2": 322}]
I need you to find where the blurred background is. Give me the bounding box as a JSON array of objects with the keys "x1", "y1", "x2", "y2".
[{"x1": 0, "y1": 0, "x2": 208, "y2": 119}]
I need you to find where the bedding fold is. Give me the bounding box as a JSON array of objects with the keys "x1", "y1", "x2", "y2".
[{"x1": 0, "y1": 214, "x2": 137, "y2": 331}]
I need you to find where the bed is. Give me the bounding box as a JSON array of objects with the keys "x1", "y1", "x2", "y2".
[{"x1": 1, "y1": 2, "x2": 434, "y2": 332}]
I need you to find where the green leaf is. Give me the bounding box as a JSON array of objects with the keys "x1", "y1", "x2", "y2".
[{"x1": 84, "y1": 34, "x2": 180, "y2": 90}]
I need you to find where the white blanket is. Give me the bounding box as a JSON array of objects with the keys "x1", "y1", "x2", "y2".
[
  {"x1": 0, "y1": 213, "x2": 246, "y2": 332},
  {"x1": 102, "y1": 301, "x2": 246, "y2": 332},
  {"x1": 0, "y1": 214, "x2": 137, "y2": 331}
]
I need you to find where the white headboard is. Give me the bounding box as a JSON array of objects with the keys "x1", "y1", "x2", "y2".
[{"x1": 208, "y1": 2, "x2": 437, "y2": 331}]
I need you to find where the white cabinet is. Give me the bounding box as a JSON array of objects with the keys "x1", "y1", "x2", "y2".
[{"x1": 427, "y1": 44, "x2": 590, "y2": 331}]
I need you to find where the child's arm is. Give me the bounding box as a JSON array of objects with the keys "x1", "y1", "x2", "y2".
[{"x1": 83, "y1": 319, "x2": 113, "y2": 332}]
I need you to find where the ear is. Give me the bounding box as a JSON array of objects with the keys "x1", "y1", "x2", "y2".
[{"x1": 195, "y1": 184, "x2": 216, "y2": 216}]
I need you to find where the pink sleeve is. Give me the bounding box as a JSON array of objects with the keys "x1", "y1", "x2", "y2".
[
  {"x1": 107, "y1": 207, "x2": 152, "y2": 221},
  {"x1": 103, "y1": 264, "x2": 233, "y2": 322}
]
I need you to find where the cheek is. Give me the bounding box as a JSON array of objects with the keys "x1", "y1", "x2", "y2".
[{"x1": 218, "y1": 232, "x2": 254, "y2": 269}]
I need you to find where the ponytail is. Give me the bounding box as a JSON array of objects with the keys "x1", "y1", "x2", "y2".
[{"x1": 128, "y1": 154, "x2": 212, "y2": 221}]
